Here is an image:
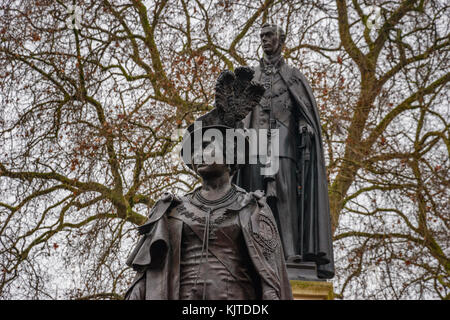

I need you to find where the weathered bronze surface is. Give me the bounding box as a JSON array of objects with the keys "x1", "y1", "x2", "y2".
[
  {"x1": 235, "y1": 24, "x2": 335, "y2": 280},
  {"x1": 125, "y1": 67, "x2": 292, "y2": 300}
]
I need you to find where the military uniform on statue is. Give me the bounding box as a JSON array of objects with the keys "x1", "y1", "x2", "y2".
[
  {"x1": 235, "y1": 23, "x2": 335, "y2": 280},
  {"x1": 124, "y1": 67, "x2": 292, "y2": 300}
]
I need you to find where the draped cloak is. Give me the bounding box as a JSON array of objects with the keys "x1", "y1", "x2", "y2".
[
  {"x1": 236, "y1": 58, "x2": 335, "y2": 279},
  {"x1": 124, "y1": 186, "x2": 293, "y2": 300}
]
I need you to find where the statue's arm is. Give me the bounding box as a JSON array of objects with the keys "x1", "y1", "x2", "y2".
[
  {"x1": 124, "y1": 194, "x2": 178, "y2": 300},
  {"x1": 247, "y1": 192, "x2": 291, "y2": 299}
]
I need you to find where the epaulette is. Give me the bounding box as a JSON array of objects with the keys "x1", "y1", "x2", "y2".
[{"x1": 248, "y1": 189, "x2": 267, "y2": 207}]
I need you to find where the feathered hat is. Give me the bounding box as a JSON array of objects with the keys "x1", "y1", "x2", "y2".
[{"x1": 181, "y1": 66, "x2": 265, "y2": 172}]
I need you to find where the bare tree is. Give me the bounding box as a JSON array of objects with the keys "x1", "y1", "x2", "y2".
[{"x1": 0, "y1": 0, "x2": 448, "y2": 299}]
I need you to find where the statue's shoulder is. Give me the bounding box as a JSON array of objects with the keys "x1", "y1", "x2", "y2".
[
  {"x1": 232, "y1": 185, "x2": 265, "y2": 206},
  {"x1": 249, "y1": 190, "x2": 275, "y2": 218},
  {"x1": 234, "y1": 184, "x2": 250, "y2": 195},
  {"x1": 152, "y1": 192, "x2": 182, "y2": 213},
  {"x1": 236, "y1": 187, "x2": 273, "y2": 217},
  {"x1": 137, "y1": 192, "x2": 182, "y2": 234},
  {"x1": 280, "y1": 61, "x2": 305, "y2": 82},
  {"x1": 248, "y1": 189, "x2": 267, "y2": 204}
]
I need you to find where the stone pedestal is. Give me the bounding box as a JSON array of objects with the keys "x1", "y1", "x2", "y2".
[
  {"x1": 290, "y1": 280, "x2": 334, "y2": 300},
  {"x1": 287, "y1": 261, "x2": 318, "y2": 281}
]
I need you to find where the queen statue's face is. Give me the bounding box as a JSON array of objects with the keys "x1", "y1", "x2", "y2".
[{"x1": 191, "y1": 137, "x2": 229, "y2": 178}]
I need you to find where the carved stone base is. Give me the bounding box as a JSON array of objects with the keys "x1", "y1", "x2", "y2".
[{"x1": 290, "y1": 280, "x2": 334, "y2": 300}]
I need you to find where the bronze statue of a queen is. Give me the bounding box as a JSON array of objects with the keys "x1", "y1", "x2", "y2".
[{"x1": 125, "y1": 67, "x2": 292, "y2": 300}]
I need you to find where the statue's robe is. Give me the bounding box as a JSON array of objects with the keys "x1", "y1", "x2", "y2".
[
  {"x1": 124, "y1": 186, "x2": 292, "y2": 300},
  {"x1": 236, "y1": 58, "x2": 335, "y2": 279}
]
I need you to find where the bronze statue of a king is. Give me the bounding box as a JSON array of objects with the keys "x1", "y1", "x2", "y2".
[{"x1": 235, "y1": 23, "x2": 335, "y2": 280}]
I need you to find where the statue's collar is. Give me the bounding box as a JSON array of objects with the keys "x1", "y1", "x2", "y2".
[
  {"x1": 261, "y1": 55, "x2": 285, "y2": 70},
  {"x1": 184, "y1": 184, "x2": 252, "y2": 212}
]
